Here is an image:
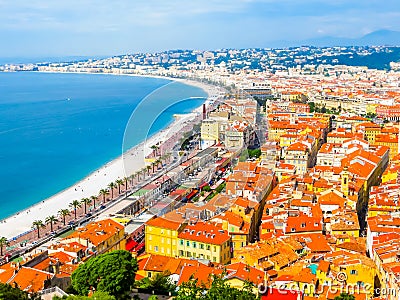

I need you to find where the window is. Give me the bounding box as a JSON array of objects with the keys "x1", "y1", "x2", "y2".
[
  {"x1": 350, "y1": 270, "x2": 357, "y2": 275},
  {"x1": 180, "y1": 240, "x2": 184, "y2": 246},
  {"x1": 192, "y1": 242, "x2": 197, "y2": 248},
  {"x1": 187, "y1": 251, "x2": 191, "y2": 257},
  {"x1": 148, "y1": 272, "x2": 152, "y2": 278},
  {"x1": 148, "y1": 235, "x2": 152, "y2": 241},
  {"x1": 213, "y1": 257, "x2": 217, "y2": 262},
  {"x1": 213, "y1": 246, "x2": 216, "y2": 252},
  {"x1": 207, "y1": 245, "x2": 211, "y2": 250},
  {"x1": 200, "y1": 243, "x2": 204, "y2": 249},
  {"x1": 154, "y1": 246, "x2": 158, "y2": 252},
  {"x1": 179, "y1": 250, "x2": 184, "y2": 256},
  {"x1": 186, "y1": 241, "x2": 190, "y2": 247}
]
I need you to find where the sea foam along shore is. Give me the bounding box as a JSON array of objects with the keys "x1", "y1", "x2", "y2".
[{"x1": 0, "y1": 75, "x2": 218, "y2": 240}]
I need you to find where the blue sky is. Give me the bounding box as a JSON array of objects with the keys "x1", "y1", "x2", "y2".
[{"x1": 1, "y1": 0, "x2": 399, "y2": 57}]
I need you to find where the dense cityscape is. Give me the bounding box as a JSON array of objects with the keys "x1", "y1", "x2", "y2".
[{"x1": 2, "y1": 45, "x2": 400, "y2": 299}]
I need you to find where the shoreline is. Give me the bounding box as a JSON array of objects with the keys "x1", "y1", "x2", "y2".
[{"x1": 0, "y1": 71, "x2": 220, "y2": 240}]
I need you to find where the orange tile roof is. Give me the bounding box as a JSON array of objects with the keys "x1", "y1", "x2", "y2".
[
  {"x1": 225, "y1": 262, "x2": 265, "y2": 285},
  {"x1": 138, "y1": 254, "x2": 205, "y2": 275},
  {"x1": 286, "y1": 142, "x2": 308, "y2": 152},
  {"x1": 67, "y1": 219, "x2": 124, "y2": 246},
  {"x1": 317, "y1": 260, "x2": 330, "y2": 273},
  {"x1": 213, "y1": 211, "x2": 244, "y2": 228},
  {"x1": 286, "y1": 213, "x2": 322, "y2": 234},
  {"x1": 292, "y1": 233, "x2": 332, "y2": 253},
  {"x1": 318, "y1": 191, "x2": 345, "y2": 207},
  {"x1": 146, "y1": 216, "x2": 186, "y2": 231},
  {"x1": 48, "y1": 251, "x2": 75, "y2": 264},
  {"x1": 8, "y1": 267, "x2": 53, "y2": 293},
  {"x1": 0, "y1": 264, "x2": 17, "y2": 283},
  {"x1": 178, "y1": 222, "x2": 230, "y2": 245},
  {"x1": 177, "y1": 264, "x2": 224, "y2": 287}
]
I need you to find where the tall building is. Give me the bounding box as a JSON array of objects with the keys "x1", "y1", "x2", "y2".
[{"x1": 200, "y1": 119, "x2": 219, "y2": 150}]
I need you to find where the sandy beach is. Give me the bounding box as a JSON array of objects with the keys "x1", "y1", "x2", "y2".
[{"x1": 0, "y1": 76, "x2": 220, "y2": 240}]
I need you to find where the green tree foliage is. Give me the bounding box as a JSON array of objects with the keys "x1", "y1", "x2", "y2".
[
  {"x1": 248, "y1": 149, "x2": 261, "y2": 159},
  {"x1": 215, "y1": 182, "x2": 226, "y2": 194},
  {"x1": 175, "y1": 275, "x2": 259, "y2": 300},
  {"x1": 71, "y1": 250, "x2": 138, "y2": 298},
  {"x1": 202, "y1": 185, "x2": 211, "y2": 192},
  {"x1": 334, "y1": 293, "x2": 356, "y2": 300},
  {"x1": 53, "y1": 291, "x2": 116, "y2": 300},
  {"x1": 0, "y1": 282, "x2": 40, "y2": 300},
  {"x1": 136, "y1": 271, "x2": 176, "y2": 294},
  {"x1": 175, "y1": 278, "x2": 204, "y2": 300},
  {"x1": 308, "y1": 101, "x2": 315, "y2": 112},
  {"x1": 239, "y1": 148, "x2": 261, "y2": 162}
]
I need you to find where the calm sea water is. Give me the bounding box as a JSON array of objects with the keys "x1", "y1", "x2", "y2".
[{"x1": 0, "y1": 72, "x2": 206, "y2": 219}]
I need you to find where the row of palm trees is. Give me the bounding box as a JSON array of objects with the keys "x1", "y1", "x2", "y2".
[
  {"x1": 8, "y1": 151, "x2": 174, "y2": 256},
  {"x1": 30, "y1": 195, "x2": 95, "y2": 239},
  {"x1": 131, "y1": 152, "x2": 172, "y2": 183}
]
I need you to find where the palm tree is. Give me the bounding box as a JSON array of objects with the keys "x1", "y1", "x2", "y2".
[
  {"x1": 151, "y1": 161, "x2": 156, "y2": 173},
  {"x1": 155, "y1": 158, "x2": 162, "y2": 169},
  {"x1": 108, "y1": 182, "x2": 116, "y2": 199},
  {"x1": 90, "y1": 195, "x2": 98, "y2": 209},
  {"x1": 69, "y1": 199, "x2": 82, "y2": 219},
  {"x1": 115, "y1": 179, "x2": 124, "y2": 194},
  {"x1": 146, "y1": 165, "x2": 151, "y2": 176},
  {"x1": 32, "y1": 220, "x2": 45, "y2": 239},
  {"x1": 45, "y1": 215, "x2": 58, "y2": 232},
  {"x1": 99, "y1": 188, "x2": 108, "y2": 203},
  {"x1": 123, "y1": 176, "x2": 129, "y2": 191},
  {"x1": 81, "y1": 197, "x2": 92, "y2": 214},
  {"x1": 58, "y1": 209, "x2": 70, "y2": 226},
  {"x1": 141, "y1": 167, "x2": 147, "y2": 179},
  {"x1": 130, "y1": 173, "x2": 136, "y2": 185},
  {"x1": 160, "y1": 155, "x2": 166, "y2": 167},
  {"x1": 0, "y1": 237, "x2": 9, "y2": 256},
  {"x1": 163, "y1": 152, "x2": 172, "y2": 164},
  {"x1": 151, "y1": 144, "x2": 159, "y2": 156}
]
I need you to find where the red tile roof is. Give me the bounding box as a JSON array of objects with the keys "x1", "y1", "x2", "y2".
[{"x1": 178, "y1": 222, "x2": 230, "y2": 245}]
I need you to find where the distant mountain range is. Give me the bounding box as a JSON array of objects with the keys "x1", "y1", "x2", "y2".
[{"x1": 272, "y1": 29, "x2": 400, "y2": 48}]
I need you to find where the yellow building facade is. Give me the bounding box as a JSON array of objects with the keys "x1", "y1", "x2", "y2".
[
  {"x1": 145, "y1": 217, "x2": 187, "y2": 257},
  {"x1": 177, "y1": 222, "x2": 231, "y2": 264}
]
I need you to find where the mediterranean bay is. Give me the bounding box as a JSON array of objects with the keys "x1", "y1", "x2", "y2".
[{"x1": 0, "y1": 71, "x2": 206, "y2": 220}]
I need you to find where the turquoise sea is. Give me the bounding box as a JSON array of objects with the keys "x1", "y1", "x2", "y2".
[{"x1": 0, "y1": 72, "x2": 206, "y2": 219}]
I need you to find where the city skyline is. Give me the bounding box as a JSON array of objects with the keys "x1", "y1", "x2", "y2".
[{"x1": 1, "y1": 0, "x2": 400, "y2": 58}]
